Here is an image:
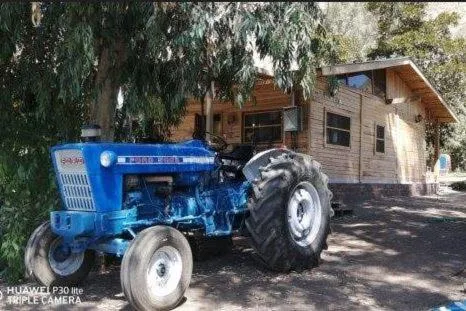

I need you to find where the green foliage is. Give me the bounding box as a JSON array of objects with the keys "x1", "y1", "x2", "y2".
[
  {"x1": 115, "y1": 95, "x2": 186, "y2": 143},
  {"x1": 451, "y1": 181, "x2": 466, "y2": 191},
  {"x1": 322, "y1": 2, "x2": 378, "y2": 63},
  {"x1": 367, "y1": 2, "x2": 466, "y2": 169},
  {"x1": 144, "y1": 3, "x2": 336, "y2": 105},
  {"x1": 0, "y1": 3, "x2": 84, "y2": 281}
]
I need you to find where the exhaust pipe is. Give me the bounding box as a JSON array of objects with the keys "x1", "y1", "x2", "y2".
[{"x1": 81, "y1": 124, "x2": 101, "y2": 142}]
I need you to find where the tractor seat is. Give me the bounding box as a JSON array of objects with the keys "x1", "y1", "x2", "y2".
[
  {"x1": 219, "y1": 144, "x2": 254, "y2": 175},
  {"x1": 220, "y1": 144, "x2": 254, "y2": 162}
]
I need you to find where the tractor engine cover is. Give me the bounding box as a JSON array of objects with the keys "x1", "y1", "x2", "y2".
[{"x1": 51, "y1": 139, "x2": 216, "y2": 213}]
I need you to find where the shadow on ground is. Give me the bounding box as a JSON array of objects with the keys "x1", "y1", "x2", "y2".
[{"x1": 1, "y1": 191, "x2": 465, "y2": 311}]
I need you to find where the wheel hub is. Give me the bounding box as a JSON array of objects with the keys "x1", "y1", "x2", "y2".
[
  {"x1": 297, "y1": 203, "x2": 305, "y2": 221},
  {"x1": 156, "y1": 263, "x2": 166, "y2": 277},
  {"x1": 147, "y1": 246, "x2": 182, "y2": 297},
  {"x1": 48, "y1": 238, "x2": 85, "y2": 276},
  {"x1": 287, "y1": 181, "x2": 323, "y2": 247}
]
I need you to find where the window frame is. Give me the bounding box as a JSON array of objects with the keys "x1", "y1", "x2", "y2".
[
  {"x1": 374, "y1": 123, "x2": 386, "y2": 154},
  {"x1": 336, "y1": 69, "x2": 386, "y2": 100},
  {"x1": 194, "y1": 113, "x2": 222, "y2": 135},
  {"x1": 324, "y1": 108, "x2": 352, "y2": 149},
  {"x1": 242, "y1": 109, "x2": 283, "y2": 144}
]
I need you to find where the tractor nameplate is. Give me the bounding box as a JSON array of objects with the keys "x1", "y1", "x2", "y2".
[
  {"x1": 54, "y1": 149, "x2": 86, "y2": 173},
  {"x1": 116, "y1": 156, "x2": 215, "y2": 165}
]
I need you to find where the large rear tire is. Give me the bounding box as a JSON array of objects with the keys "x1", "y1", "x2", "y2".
[
  {"x1": 24, "y1": 221, "x2": 95, "y2": 286},
  {"x1": 121, "y1": 226, "x2": 193, "y2": 311},
  {"x1": 245, "y1": 152, "x2": 332, "y2": 272}
]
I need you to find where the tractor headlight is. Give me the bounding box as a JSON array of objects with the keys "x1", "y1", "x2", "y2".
[{"x1": 100, "y1": 151, "x2": 116, "y2": 167}]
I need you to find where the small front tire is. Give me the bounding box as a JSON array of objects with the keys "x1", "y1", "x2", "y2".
[
  {"x1": 121, "y1": 226, "x2": 193, "y2": 311},
  {"x1": 24, "y1": 221, "x2": 95, "y2": 286}
]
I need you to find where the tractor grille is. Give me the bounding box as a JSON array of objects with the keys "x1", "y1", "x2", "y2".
[
  {"x1": 54, "y1": 149, "x2": 96, "y2": 211},
  {"x1": 58, "y1": 173, "x2": 95, "y2": 211}
]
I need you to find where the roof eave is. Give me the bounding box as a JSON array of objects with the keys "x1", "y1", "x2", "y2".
[{"x1": 320, "y1": 57, "x2": 458, "y2": 123}]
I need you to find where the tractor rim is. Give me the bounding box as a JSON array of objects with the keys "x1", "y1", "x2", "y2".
[
  {"x1": 287, "y1": 181, "x2": 322, "y2": 247},
  {"x1": 48, "y1": 238, "x2": 84, "y2": 276},
  {"x1": 147, "y1": 246, "x2": 182, "y2": 298}
]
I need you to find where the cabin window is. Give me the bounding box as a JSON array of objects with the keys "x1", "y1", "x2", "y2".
[
  {"x1": 194, "y1": 113, "x2": 222, "y2": 136},
  {"x1": 243, "y1": 111, "x2": 282, "y2": 144},
  {"x1": 213, "y1": 114, "x2": 222, "y2": 135},
  {"x1": 326, "y1": 112, "x2": 351, "y2": 147},
  {"x1": 347, "y1": 71, "x2": 372, "y2": 93},
  {"x1": 336, "y1": 69, "x2": 386, "y2": 99},
  {"x1": 375, "y1": 124, "x2": 385, "y2": 153}
]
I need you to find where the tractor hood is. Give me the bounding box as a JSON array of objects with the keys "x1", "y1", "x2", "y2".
[{"x1": 50, "y1": 139, "x2": 217, "y2": 212}]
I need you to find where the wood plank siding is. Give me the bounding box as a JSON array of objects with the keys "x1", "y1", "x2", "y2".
[
  {"x1": 170, "y1": 67, "x2": 432, "y2": 185},
  {"x1": 170, "y1": 80, "x2": 310, "y2": 154},
  {"x1": 309, "y1": 69, "x2": 427, "y2": 183}
]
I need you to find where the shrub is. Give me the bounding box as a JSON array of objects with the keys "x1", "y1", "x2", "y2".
[
  {"x1": 451, "y1": 181, "x2": 466, "y2": 191},
  {"x1": 0, "y1": 147, "x2": 59, "y2": 282}
]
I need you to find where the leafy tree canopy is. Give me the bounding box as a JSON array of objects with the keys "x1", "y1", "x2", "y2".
[
  {"x1": 367, "y1": 2, "x2": 466, "y2": 169},
  {"x1": 321, "y1": 2, "x2": 378, "y2": 63}
]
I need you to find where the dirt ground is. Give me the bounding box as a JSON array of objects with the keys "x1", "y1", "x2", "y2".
[{"x1": 1, "y1": 189, "x2": 465, "y2": 311}]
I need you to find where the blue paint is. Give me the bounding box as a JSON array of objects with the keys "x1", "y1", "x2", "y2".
[
  {"x1": 431, "y1": 300, "x2": 466, "y2": 311},
  {"x1": 49, "y1": 139, "x2": 251, "y2": 256}
]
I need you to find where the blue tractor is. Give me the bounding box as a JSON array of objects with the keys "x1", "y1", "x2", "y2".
[{"x1": 25, "y1": 126, "x2": 333, "y2": 311}]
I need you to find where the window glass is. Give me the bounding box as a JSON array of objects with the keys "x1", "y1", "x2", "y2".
[
  {"x1": 376, "y1": 125, "x2": 385, "y2": 153},
  {"x1": 376, "y1": 140, "x2": 385, "y2": 153},
  {"x1": 327, "y1": 128, "x2": 351, "y2": 147},
  {"x1": 376, "y1": 125, "x2": 385, "y2": 139},
  {"x1": 327, "y1": 112, "x2": 351, "y2": 130},
  {"x1": 243, "y1": 111, "x2": 282, "y2": 144},
  {"x1": 326, "y1": 112, "x2": 351, "y2": 147},
  {"x1": 213, "y1": 114, "x2": 222, "y2": 135},
  {"x1": 194, "y1": 113, "x2": 222, "y2": 135},
  {"x1": 347, "y1": 71, "x2": 372, "y2": 93},
  {"x1": 244, "y1": 111, "x2": 281, "y2": 127}
]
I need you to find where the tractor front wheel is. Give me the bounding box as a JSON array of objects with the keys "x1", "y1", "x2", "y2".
[
  {"x1": 24, "y1": 221, "x2": 95, "y2": 286},
  {"x1": 121, "y1": 226, "x2": 193, "y2": 311},
  {"x1": 245, "y1": 152, "x2": 332, "y2": 272}
]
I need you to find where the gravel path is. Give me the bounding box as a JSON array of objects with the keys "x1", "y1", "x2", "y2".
[{"x1": 1, "y1": 191, "x2": 465, "y2": 311}]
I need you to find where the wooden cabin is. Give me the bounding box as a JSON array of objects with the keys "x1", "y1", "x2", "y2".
[{"x1": 170, "y1": 57, "x2": 458, "y2": 201}]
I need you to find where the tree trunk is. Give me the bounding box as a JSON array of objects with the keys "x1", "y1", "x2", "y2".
[
  {"x1": 90, "y1": 41, "x2": 126, "y2": 141},
  {"x1": 204, "y1": 81, "x2": 215, "y2": 134}
]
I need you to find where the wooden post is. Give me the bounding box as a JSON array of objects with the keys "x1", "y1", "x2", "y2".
[
  {"x1": 307, "y1": 99, "x2": 312, "y2": 156},
  {"x1": 434, "y1": 119, "x2": 440, "y2": 164},
  {"x1": 205, "y1": 81, "x2": 215, "y2": 134},
  {"x1": 358, "y1": 94, "x2": 363, "y2": 183}
]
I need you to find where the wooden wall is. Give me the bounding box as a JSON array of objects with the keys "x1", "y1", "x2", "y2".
[
  {"x1": 170, "y1": 68, "x2": 428, "y2": 184},
  {"x1": 170, "y1": 80, "x2": 309, "y2": 153},
  {"x1": 309, "y1": 69, "x2": 427, "y2": 183},
  {"x1": 386, "y1": 69, "x2": 427, "y2": 183}
]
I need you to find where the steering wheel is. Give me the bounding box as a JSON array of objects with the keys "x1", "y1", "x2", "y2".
[{"x1": 204, "y1": 131, "x2": 228, "y2": 152}]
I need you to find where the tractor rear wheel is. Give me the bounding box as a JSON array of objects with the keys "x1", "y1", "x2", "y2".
[
  {"x1": 24, "y1": 221, "x2": 95, "y2": 286},
  {"x1": 245, "y1": 152, "x2": 332, "y2": 272},
  {"x1": 121, "y1": 226, "x2": 193, "y2": 311}
]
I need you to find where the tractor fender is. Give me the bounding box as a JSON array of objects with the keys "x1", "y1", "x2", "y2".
[{"x1": 242, "y1": 148, "x2": 293, "y2": 182}]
